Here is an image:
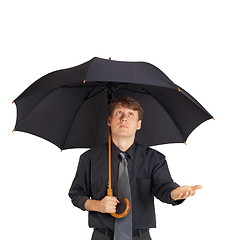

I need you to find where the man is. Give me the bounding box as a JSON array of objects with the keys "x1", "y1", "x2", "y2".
[{"x1": 69, "y1": 97, "x2": 202, "y2": 240}]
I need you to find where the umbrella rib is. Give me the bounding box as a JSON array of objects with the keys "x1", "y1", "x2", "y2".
[
  {"x1": 62, "y1": 85, "x2": 100, "y2": 88},
  {"x1": 119, "y1": 86, "x2": 148, "y2": 95},
  {"x1": 86, "y1": 87, "x2": 107, "y2": 100},
  {"x1": 14, "y1": 82, "x2": 105, "y2": 150},
  {"x1": 112, "y1": 83, "x2": 123, "y2": 97},
  {"x1": 14, "y1": 87, "x2": 62, "y2": 130},
  {"x1": 103, "y1": 83, "x2": 122, "y2": 100},
  {"x1": 61, "y1": 82, "x2": 122, "y2": 149},
  {"x1": 143, "y1": 88, "x2": 185, "y2": 141},
  {"x1": 14, "y1": 85, "x2": 102, "y2": 130},
  {"x1": 121, "y1": 85, "x2": 185, "y2": 141},
  {"x1": 61, "y1": 85, "x2": 106, "y2": 149}
]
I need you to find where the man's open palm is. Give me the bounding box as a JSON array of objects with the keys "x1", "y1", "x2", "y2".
[{"x1": 171, "y1": 185, "x2": 203, "y2": 201}]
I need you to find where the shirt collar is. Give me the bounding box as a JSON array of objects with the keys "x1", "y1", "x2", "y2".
[{"x1": 111, "y1": 141, "x2": 136, "y2": 160}]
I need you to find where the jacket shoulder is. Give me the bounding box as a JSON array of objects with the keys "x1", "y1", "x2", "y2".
[
  {"x1": 89, "y1": 143, "x2": 108, "y2": 154},
  {"x1": 80, "y1": 143, "x2": 107, "y2": 156},
  {"x1": 79, "y1": 143, "x2": 108, "y2": 162},
  {"x1": 135, "y1": 143, "x2": 166, "y2": 159}
]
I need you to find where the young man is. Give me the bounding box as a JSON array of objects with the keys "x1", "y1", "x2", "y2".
[{"x1": 69, "y1": 97, "x2": 202, "y2": 240}]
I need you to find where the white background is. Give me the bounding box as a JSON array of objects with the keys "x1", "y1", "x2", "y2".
[{"x1": 1, "y1": 1, "x2": 231, "y2": 239}]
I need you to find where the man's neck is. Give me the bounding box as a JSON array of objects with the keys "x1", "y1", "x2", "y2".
[{"x1": 112, "y1": 136, "x2": 135, "y2": 152}]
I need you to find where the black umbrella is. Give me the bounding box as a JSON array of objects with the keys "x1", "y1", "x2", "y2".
[
  {"x1": 12, "y1": 56, "x2": 214, "y2": 218},
  {"x1": 13, "y1": 57, "x2": 213, "y2": 148}
]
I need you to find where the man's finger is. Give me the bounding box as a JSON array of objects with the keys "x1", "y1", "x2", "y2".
[
  {"x1": 113, "y1": 197, "x2": 120, "y2": 203},
  {"x1": 190, "y1": 190, "x2": 195, "y2": 196},
  {"x1": 108, "y1": 196, "x2": 120, "y2": 203},
  {"x1": 182, "y1": 191, "x2": 189, "y2": 199},
  {"x1": 193, "y1": 185, "x2": 203, "y2": 190}
]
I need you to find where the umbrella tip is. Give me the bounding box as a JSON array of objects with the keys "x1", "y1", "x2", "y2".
[
  {"x1": 213, "y1": 117, "x2": 215, "y2": 120},
  {"x1": 184, "y1": 141, "x2": 187, "y2": 145},
  {"x1": 178, "y1": 88, "x2": 181, "y2": 92},
  {"x1": 60, "y1": 148, "x2": 63, "y2": 152},
  {"x1": 12, "y1": 100, "x2": 15, "y2": 104},
  {"x1": 109, "y1": 57, "x2": 111, "y2": 60},
  {"x1": 12, "y1": 128, "x2": 15, "y2": 133}
]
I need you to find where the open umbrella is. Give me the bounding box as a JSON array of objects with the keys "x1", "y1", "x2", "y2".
[{"x1": 12, "y1": 56, "x2": 214, "y2": 218}]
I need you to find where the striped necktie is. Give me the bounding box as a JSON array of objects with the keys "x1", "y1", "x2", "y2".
[{"x1": 114, "y1": 152, "x2": 132, "y2": 240}]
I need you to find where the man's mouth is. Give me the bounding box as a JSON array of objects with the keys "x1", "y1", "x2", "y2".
[{"x1": 119, "y1": 125, "x2": 128, "y2": 128}]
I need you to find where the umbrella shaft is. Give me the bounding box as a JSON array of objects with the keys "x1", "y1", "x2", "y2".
[{"x1": 108, "y1": 126, "x2": 112, "y2": 190}]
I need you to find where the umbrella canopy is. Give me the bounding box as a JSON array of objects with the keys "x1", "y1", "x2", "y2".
[{"x1": 13, "y1": 57, "x2": 213, "y2": 150}]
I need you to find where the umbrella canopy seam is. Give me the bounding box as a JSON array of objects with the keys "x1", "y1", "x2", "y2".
[
  {"x1": 60, "y1": 84, "x2": 106, "y2": 150},
  {"x1": 14, "y1": 87, "x2": 61, "y2": 130},
  {"x1": 120, "y1": 85, "x2": 185, "y2": 142}
]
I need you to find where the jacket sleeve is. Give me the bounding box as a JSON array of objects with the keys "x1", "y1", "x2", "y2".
[
  {"x1": 68, "y1": 151, "x2": 91, "y2": 211},
  {"x1": 151, "y1": 151, "x2": 184, "y2": 206}
]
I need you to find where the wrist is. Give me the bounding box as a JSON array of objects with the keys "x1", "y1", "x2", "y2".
[
  {"x1": 85, "y1": 199, "x2": 101, "y2": 212},
  {"x1": 95, "y1": 199, "x2": 102, "y2": 212}
]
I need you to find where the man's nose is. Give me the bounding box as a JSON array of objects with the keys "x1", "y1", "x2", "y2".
[{"x1": 120, "y1": 114, "x2": 127, "y2": 121}]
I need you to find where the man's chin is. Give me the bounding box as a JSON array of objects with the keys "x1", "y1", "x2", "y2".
[{"x1": 114, "y1": 132, "x2": 134, "y2": 138}]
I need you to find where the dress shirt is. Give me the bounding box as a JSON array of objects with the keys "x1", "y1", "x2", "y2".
[{"x1": 69, "y1": 142, "x2": 184, "y2": 230}]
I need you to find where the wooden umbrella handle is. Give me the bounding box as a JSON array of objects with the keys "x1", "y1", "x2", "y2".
[
  {"x1": 111, "y1": 198, "x2": 130, "y2": 218},
  {"x1": 107, "y1": 188, "x2": 130, "y2": 218}
]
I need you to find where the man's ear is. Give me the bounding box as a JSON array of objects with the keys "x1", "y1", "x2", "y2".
[
  {"x1": 137, "y1": 120, "x2": 142, "y2": 130},
  {"x1": 107, "y1": 116, "x2": 111, "y2": 127}
]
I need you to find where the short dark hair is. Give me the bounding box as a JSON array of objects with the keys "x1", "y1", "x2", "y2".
[{"x1": 108, "y1": 96, "x2": 143, "y2": 120}]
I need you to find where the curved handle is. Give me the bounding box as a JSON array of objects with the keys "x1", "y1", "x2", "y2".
[{"x1": 110, "y1": 198, "x2": 130, "y2": 218}]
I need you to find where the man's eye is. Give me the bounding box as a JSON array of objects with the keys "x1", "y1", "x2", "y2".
[
  {"x1": 129, "y1": 113, "x2": 134, "y2": 117},
  {"x1": 116, "y1": 111, "x2": 122, "y2": 115}
]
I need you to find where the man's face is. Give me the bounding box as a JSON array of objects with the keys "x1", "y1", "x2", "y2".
[{"x1": 107, "y1": 104, "x2": 142, "y2": 139}]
